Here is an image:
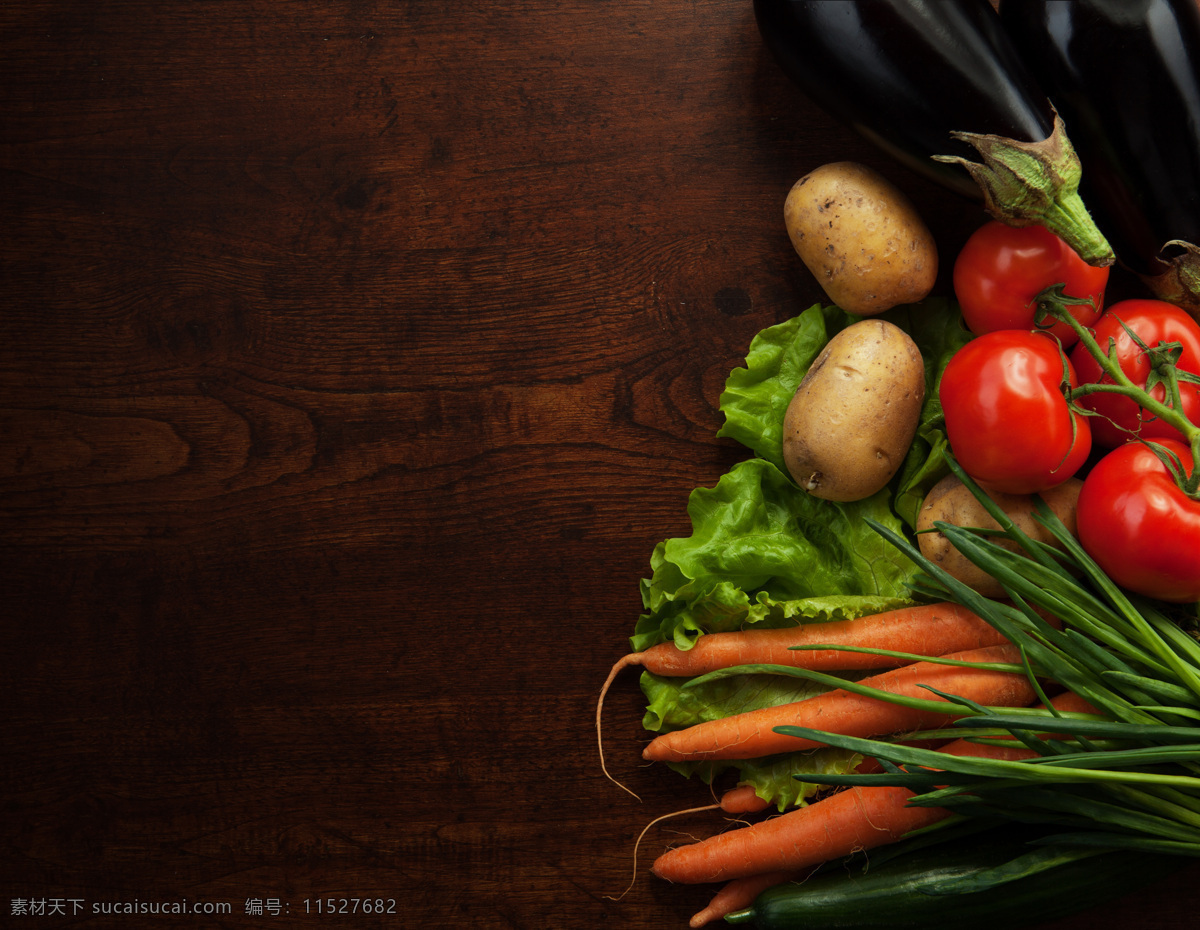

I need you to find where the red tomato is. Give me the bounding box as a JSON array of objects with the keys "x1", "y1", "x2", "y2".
[
  {"x1": 953, "y1": 221, "x2": 1109, "y2": 346},
  {"x1": 1077, "y1": 440, "x2": 1200, "y2": 603},
  {"x1": 940, "y1": 330, "x2": 1092, "y2": 494},
  {"x1": 1069, "y1": 298, "x2": 1200, "y2": 449}
]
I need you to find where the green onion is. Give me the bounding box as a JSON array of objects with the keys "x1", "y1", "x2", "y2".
[{"x1": 770, "y1": 459, "x2": 1200, "y2": 855}]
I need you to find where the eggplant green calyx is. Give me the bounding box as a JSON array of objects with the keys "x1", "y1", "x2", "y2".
[
  {"x1": 933, "y1": 111, "x2": 1114, "y2": 268},
  {"x1": 1142, "y1": 239, "x2": 1200, "y2": 320}
]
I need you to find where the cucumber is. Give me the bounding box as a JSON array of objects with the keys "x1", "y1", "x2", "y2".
[{"x1": 724, "y1": 827, "x2": 1186, "y2": 929}]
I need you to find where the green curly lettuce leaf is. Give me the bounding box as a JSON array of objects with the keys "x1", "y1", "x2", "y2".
[
  {"x1": 718, "y1": 299, "x2": 972, "y2": 530},
  {"x1": 631, "y1": 298, "x2": 973, "y2": 808},
  {"x1": 632, "y1": 457, "x2": 916, "y2": 652},
  {"x1": 715, "y1": 304, "x2": 839, "y2": 474},
  {"x1": 635, "y1": 299, "x2": 973, "y2": 654},
  {"x1": 888, "y1": 299, "x2": 977, "y2": 527}
]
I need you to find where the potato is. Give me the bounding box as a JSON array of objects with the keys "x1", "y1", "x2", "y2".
[
  {"x1": 917, "y1": 475, "x2": 1084, "y2": 597},
  {"x1": 782, "y1": 319, "x2": 925, "y2": 502},
  {"x1": 784, "y1": 161, "x2": 938, "y2": 316}
]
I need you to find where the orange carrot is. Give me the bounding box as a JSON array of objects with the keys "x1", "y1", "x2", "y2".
[
  {"x1": 718, "y1": 784, "x2": 769, "y2": 815},
  {"x1": 598, "y1": 603, "x2": 1008, "y2": 792},
  {"x1": 688, "y1": 869, "x2": 808, "y2": 928},
  {"x1": 643, "y1": 644, "x2": 1034, "y2": 763},
  {"x1": 615, "y1": 603, "x2": 1004, "y2": 681},
  {"x1": 652, "y1": 691, "x2": 1097, "y2": 885},
  {"x1": 654, "y1": 784, "x2": 945, "y2": 884},
  {"x1": 608, "y1": 788, "x2": 774, "y2": 901},
  {"x1": 690, "y1": 757, "x2": 928, "y2": 923}
]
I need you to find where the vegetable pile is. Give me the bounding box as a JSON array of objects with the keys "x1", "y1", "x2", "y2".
[{"x1": 600, "y1": 1, "x2": 1200, "y2": 927}]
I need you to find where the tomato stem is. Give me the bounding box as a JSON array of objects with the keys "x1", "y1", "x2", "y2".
[{"x1": 1038, "y1": 286, "x2": 1200, "y2": 499}]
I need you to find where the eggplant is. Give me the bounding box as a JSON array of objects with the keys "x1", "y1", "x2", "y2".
[
  {"x1": 997, "y1": 0, "x2": 1200, "y2": 314},
  {"x1": 753, "y1": 0, "x2": 1114, "y2": 266}
]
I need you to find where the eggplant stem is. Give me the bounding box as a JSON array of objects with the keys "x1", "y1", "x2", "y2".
[
  {"x1": 1142, "y1": 241, "x2": 1200, "y2": 320},
  {"x1": 933, "y1": 111, "x2": 1114, "y2": 268}
]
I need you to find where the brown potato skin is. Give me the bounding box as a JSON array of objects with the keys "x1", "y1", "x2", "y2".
[
  {"x1": 782, "y1": 319, "x2": 925, "y2": 502},
  {"x1": 917, "y1": 475, "x2": 1083, "y2": 597},
  {"x1": 784, "y1": 161, "x2": 938, "y2": 316}
]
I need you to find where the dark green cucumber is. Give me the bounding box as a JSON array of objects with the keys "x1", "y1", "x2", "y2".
[{"x1": 724, "y1": 828, "x2": 1186, "y2": 929}]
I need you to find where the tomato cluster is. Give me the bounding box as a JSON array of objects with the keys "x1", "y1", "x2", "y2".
[{"x1": 943, "y1": 222, "x2": 1200, "y2": 604}]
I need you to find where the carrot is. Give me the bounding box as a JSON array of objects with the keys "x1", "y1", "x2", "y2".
[
  {"x1": 718, "y1": 784, "x2": 769, "y2": 815},
  {"x1": 607, "y1": 788, "x2": 771, "y2": 901},
  {"x1": 652, "y1": 691, "x2": 1097, "y2": 885},
  {"x1": 654, "y1": 784, "x2": 945, "y2": 884},
  {"x1": 688, "y1": 869, "x2": 809, "y2": 928},
  {"x1": 614, "y1": 603, "x2": 1004, "y2": 680},
  {"x1": 598, "y1": 603, "x2": 1007, "y2": 793},
  {"x1": 643, "y1": 644, "x2": 1034, "y2": 763}
]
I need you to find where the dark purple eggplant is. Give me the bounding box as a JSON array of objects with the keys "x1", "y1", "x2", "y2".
[
  {"x1": 997, "y1": 0, "x2": 1200, "y2": 314},
  {"x1": 753, "y1": 0, "x2": 1114, "y2": 266}
]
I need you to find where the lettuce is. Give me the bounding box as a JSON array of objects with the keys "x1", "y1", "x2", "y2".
[
  {"x1": 635, "y1": 299, "x2": 972, "y2": 652},
  {"x1": 632, "y1": 458, "x2": 915, "y2": 652},
  {"x1": 631, "y1": 299, "x2": 973, "y2": 808}
]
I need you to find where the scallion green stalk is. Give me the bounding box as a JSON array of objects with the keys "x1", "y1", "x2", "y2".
[{"x1": 769, "y1": 463, "x2": 1200, "y2": 855}]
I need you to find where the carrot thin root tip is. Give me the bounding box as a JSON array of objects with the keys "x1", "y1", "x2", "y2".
[
  {"x1": 596, "y1": 652, "x2": 646, "y2": 801},
  {"x1": 608, "y1": 803, "x2": 716, "y2": 901}
]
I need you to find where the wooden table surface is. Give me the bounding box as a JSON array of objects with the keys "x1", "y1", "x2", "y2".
[{"x1": 3, "y1": 2, "x2": 1196, "y2": 927}]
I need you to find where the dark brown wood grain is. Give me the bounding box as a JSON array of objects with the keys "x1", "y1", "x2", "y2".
[{"x1": 2, "y1": 2, "x2": 1195, "y2": 928}]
